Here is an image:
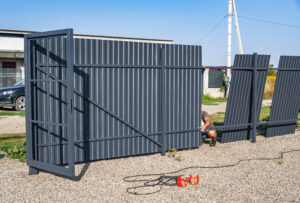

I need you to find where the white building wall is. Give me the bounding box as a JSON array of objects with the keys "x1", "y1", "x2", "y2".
[
  {"x1": 0, "y1": 36, "x2": 25, "y2": 79},
  {"x1": 0, "y1": 36, "x2": 24, "y2": 51}
]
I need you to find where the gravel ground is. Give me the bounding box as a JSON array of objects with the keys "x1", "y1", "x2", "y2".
[{"x1": 1, "y1": 132, "x2": 300, "y2": 202}]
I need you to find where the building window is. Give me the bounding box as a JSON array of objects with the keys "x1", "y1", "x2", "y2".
[{"x1": 2, "y1": 61, "x2": 16, "y2": 68}]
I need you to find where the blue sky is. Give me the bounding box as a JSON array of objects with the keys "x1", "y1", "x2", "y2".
[{"x1": 1, "y1": 0, "x2": 300, "y2": 65}]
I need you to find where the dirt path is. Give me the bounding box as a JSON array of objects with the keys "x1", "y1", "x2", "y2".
[
  {"x1": 0, "y1": 100, "x2": 272, "y2": 135},
  {"x1": 0, "y1": 116, "x2": 25, "y2": 134},
  {"x1": 202, "y1": 99, "x2": 272, "y2": 115},
  {"x1": 0, "y1": 106, "x2": 226, "y2": 134},
  {"x1": 202, "y1": 102, "x2": 227, "y2": 115}
]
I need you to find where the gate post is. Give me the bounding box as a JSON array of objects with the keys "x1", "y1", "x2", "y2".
[
  {"x1": 161, "y1": 47, "x2": 166, "y2": 155},
  {"x1": 29, "y1": 167, "x2": 39, "y2": 175},
  {"x1": 66, "y1": 29, "x2": 75, "y2": 176},
  {"x1": 252, "y1": 53, "x2": 258, "y2": 143}
]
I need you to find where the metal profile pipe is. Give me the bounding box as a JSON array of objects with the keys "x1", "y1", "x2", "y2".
[{"x1": 252, "y1": 53, "x2": 258, "y2": 143}]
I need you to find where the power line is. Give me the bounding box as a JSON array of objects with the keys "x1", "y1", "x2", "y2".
[
  {"x1": 238, "y1": 15, "x2": 300, "y2": 29},
  {"x1": 197, "y1": 14, "x2": 300, "y2": 44},
  {"x1": 198, "y1": 15, "x2": 227, "y2": 42}
]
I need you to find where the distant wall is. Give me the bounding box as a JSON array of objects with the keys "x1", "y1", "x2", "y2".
[{"x1": 203, "y1": 69, "x2": 224, "y2": 98}]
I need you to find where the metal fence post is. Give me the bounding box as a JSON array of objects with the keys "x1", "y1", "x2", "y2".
[
  {"x1": 161, "y1": 47, "x2": 166, "y2": 155},
  {"x1": 252, "y1": 53, "x2": 258, "y2": 143},
  {"x1": 66, "y1": 29, "x2": 75, "y2": 176}
]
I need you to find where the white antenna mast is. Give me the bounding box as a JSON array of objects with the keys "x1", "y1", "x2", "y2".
[
  {"x1": 226, "y1": 0, "x2": 233, "y2": 96},
  {"x1": 232, "y1": 0, "x2": 243, "y2": 54},
  {"x1": 226, "y1": 0, "x2": 243, "y2": 96},
  {"x1": 227, "y1": 0, "x2": 233, "y2": 68}
]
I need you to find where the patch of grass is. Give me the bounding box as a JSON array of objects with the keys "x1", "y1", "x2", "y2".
[
  {"x1": 259, "y1": 106, "x2": 271, "y2": 121},
  {"x1": 0, "y1": 109, "x2": 26, "y2": 117},
  {"x1": 0, "y1": 133, "x2": 26, "y2": 139},
  {"x1": 210, "y1": 112, "x2": 225, "y2": 126},
  {"x1": 210, "y1": 106, "x2": 274, "y2": 135},
  {"x1": 257, "y1": 106, "x2": 271, "y2": 135},
  {"x1": 167, "y1": 148, "x2": 177, "y2": 158},
  {"x1": 0, "y1": 133, "x2": 26, "y2": 162},
  {"x1": 202, "y1": 94, "x2": 227, "y2": 105},
  {"x1": 175, "y1": 154, "x2": 183, "y2": 161},
  {"x1": 210, "y1": 112, "x2": 225, "y2": 138},
  {"x1": 258, "y1": 107, "x2": 300, "y2": 133},
  {"x1": 167, "y1": 148, "x2": 183, "y2": 161},
  {"x1": 210, "y1": 105, "x2": 299, "y2": 139},
  {"x1": 264, "y1": 75, "x2": 276, "y2": 99}
]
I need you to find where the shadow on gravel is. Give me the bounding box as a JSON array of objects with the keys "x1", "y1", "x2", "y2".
[
  {"x1": 0, "y1": 154, "x2": 4, "y2": 160},
  {"x1": 73, "y1": 163, "x2": 91, "y2": 181},
  {"x1": 45, "y1": 162, "x2": 91, "y2": 181}
]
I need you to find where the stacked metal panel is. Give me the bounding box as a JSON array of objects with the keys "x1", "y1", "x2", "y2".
[
  {"x1": 32, "y1": 37, "x2": 202, "y2": 165},
  {"x1": 266, "y1": 56, "x2": 300, "y2": 137},
  {"x1": 221, "y1": 54, "x2": 270, "y2": 143}
]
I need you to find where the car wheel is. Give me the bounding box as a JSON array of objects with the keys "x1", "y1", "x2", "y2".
[{"x1": 15, "y1": 96, "x2": 26, "y2": 111}]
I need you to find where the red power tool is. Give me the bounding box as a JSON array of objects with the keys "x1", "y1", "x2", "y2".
[{"x1": 176, "y1": 175, "x2": 199, "y2": 187}]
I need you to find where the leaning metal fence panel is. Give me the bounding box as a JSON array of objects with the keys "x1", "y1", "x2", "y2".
[
  {"x1": 221, "y1": 54, "x2": 270, "y2": 143},
  {"x1": 266, "y1": 56, "x2": 300, "y2": 137}
]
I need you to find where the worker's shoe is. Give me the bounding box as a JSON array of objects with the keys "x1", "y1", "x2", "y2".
[{"x1": 210, "y1": 139, "x2": 216, "y2": 147}]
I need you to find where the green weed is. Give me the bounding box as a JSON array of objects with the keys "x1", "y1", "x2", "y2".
[
  {"x1": 0, "y1": 133, "x2": 26, "y2": 162},
  {"x1": 202, "y1": 94, "x2": 227, "y2": 105}
]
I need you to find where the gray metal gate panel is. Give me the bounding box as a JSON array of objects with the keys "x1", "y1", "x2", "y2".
[
  {"x1": 221, "y1": 54, "x2": 270, "y2": 143},
  {"x1": 31, "y1": 34, "x2": 202, "y2": 165},
  {"x1": 266, "y1": 56, "x2": 300, "y2": 137},
  {"x1": 25, "y1": 29, "x2": 75, "y2": 177}
]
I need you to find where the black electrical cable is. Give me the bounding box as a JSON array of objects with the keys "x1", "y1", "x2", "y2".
[
  {"x1": 238, "y1": 15, "x2": 300, "y2": 29},
  {"x1": 197, "y1": 14, "x2": 300, "y2": 44},
  {"x1": 123, "y1": 149, "x2": 300, "y2": 195},
  {"x1": 198, "y1": 15, "x2": 227, "y2": 42}
]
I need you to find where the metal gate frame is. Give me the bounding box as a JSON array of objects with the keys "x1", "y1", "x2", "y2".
[{"x1": 25, "y1": 29, "x2": 75, "y2": 177}]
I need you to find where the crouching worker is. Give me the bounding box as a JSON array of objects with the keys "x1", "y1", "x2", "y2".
[{"x1": 200, "y1": 111, "x2": 217, "y2": 147}]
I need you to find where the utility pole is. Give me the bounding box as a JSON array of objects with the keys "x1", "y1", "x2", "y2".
[
  {"x1": 232, "y1": 0, "x2": 243, "y2": 54},
  {"x1": 226, "y1": 0, "x2": 243, "y2": 97},
  {"x1": 226, "y1": 0, "x2": 233, "y2": 97}
]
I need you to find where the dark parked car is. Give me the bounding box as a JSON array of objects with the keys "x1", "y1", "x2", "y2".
[{"x1": 0, "y1": 80, "x2": 25, "y2": 111}]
